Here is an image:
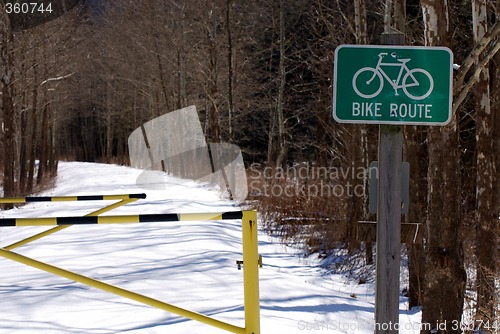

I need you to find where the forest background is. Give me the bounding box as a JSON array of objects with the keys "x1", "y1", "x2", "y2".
[{"x1": 0, "y1": 1, "x2": 499, "y2": 333}]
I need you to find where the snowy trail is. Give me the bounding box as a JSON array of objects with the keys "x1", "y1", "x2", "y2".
[{"x1": 0, "y1": 162, "x2": 421, "y2": 333}]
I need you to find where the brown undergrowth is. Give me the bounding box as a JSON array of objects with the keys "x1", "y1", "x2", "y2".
[{"x1": 247, "y1": 164, "x2": 355, "y2": 254}]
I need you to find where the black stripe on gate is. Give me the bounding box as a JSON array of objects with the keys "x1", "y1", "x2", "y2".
[
  {"x1": 76, "y1": 195, "x2": 104, "y2": 201},
  {"x1": 139, "y1": 214, "x2": 179, "y2": 223},
  {"x1": 222, "y1": 211, "x2": 243, "y2": 220},
  {"x1": 25, "y1": 197, "x2": 52, "y2": 202},
  {"x1": 1, "y1": 218, "x2": 17, "y2": 226},
  {"x1": 129, "y1": 193, "x2": 147, "y2": 199},
  {"x1": 57, "y1": 216, "x2": 99, "y2": 225}
]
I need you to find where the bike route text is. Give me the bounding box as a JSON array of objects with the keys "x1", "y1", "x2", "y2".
[{"x1": 352, "y1": 102, "x2": 433, "y2": 119}]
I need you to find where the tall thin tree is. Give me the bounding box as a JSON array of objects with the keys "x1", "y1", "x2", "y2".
[
  {"x1": 420, "y1": 1, "x2": 466, "y2": 332},
  {"x1": 472, "y1": 0, "x2": 497, "y2": 324},
  {"x1": 1, "y1": 4, "x2": 18, "y2": 200}
]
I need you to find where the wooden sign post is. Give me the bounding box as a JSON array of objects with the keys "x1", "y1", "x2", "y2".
[{"x1": 374, "y1": 31, "x2": 404, "y2": 334}]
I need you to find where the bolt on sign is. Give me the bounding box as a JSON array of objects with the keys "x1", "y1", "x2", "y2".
[{"x1": 333, "y1": 45, "x2": 453, "y2": 125}]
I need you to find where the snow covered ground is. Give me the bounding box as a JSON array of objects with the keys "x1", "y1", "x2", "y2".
[{"x1": 0, "y1": 162, "x2": 421, "y2": 333}]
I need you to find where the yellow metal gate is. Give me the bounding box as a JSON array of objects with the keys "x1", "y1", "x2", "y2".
[{"x1": 0, "y1": 194, "x2": 260, "y2": 334}]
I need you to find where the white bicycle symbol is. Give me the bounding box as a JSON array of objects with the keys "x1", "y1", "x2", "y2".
[{"x1": 352, "y1": 52, "x2": 434, "y2": 100}]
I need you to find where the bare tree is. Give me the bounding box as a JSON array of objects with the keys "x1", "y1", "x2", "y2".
[
  {"x1": 1, "y1": 4, "x2": 18, "y2": 200},
  {"x1": 493, "y1": 3, "x2": 500, "y2": 270},
  {"x1": 420, "y1": 1, "x2": 467, "y2": 332},
  {"x1": 472, "y1": 0, "x2": 498, "y2": 324}
]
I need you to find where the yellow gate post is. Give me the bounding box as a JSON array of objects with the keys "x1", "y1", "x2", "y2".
[{"x1": 242, "y1": 210, "x2": 260, "y2": 334}]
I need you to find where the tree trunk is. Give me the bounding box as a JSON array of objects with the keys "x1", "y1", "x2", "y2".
[
  {"x1": 275, "y1": 0, "x2": 287, "y2": 167},
  {"x1": 353, "y1": 0, "x2": 372, "y2": 261},
  {"x1": 206, "y1": 10, "x2": 221, "y2": 143},
  {"x1": 19, "y1": 70, "x2": 28, "y2": 194},
  {"x1": 176, "y1": 4, "x2": 186, "y2": 110},
  {"x1": 420, "y1": 1, "x2": 466, "y2": 332},
  {"x1": 48, "y1": 112, "x2": 57, "y2": 177},
  {"x1": 27, "y1": 52, "x2": 39, "y2": 194},
  {"x1": 472, "y1": 0, "x2": 497, "y2": 323},
  {"x1": 346, "y1": 133, "x2": 361, "y2": 251},
  {"x1": 37, "y1": 102, "x2": 49, "y2": 184},
  {"x1": 404, "y1": 126, "x2": 426, "y2": 309},
  {"x1": 226, "y1": 0, "x2": 234, "y2": 141},
  {"x1": 1, "y1": 8, "x2": 18, "y2": 201},
  {"x1": 393, "y1": 0, "x2": 405, "y2": 35},
  {"x1": 493, "y1": 5, "x2": 500, "y2": 303},
  {"x1": 105, "y1": 82, "x2": 113, "y2": 161}
]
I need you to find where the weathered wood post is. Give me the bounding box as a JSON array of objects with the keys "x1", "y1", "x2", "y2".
[{"x1": 374, "y1": 31, "x2": 404, "y2": 334}]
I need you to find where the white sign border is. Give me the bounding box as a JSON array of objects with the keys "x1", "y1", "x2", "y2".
[{"x1": 332, "y1": 44, "x2": 454, "y2": 126}]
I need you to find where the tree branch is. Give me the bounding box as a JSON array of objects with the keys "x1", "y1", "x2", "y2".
[
  {"x1": 453, "y1": 32, "x2": 500, "y2": 114},
  {"x1": 335, "y1": 0, "x2": 356, "y2": 38},
  {"x1": 39, "y1": 72, "x2": 75, "y2": 86},
  {"x1": 454, "y1": 19, "x2": 500, "y2": 93}
]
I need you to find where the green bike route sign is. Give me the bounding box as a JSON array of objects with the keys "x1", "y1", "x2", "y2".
[{"x1": 333, "y1": 45, "x2": 453, "y2": 125}]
